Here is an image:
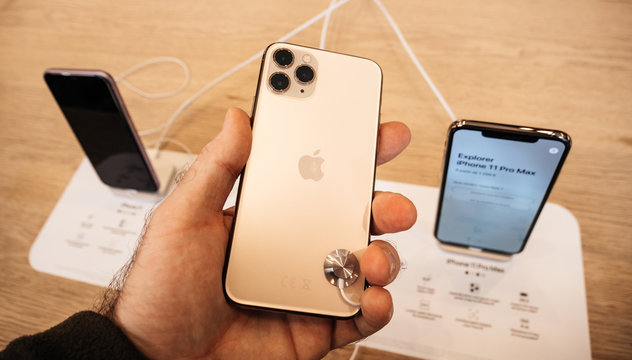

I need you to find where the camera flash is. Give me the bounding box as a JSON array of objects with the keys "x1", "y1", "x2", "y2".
[{"x1": 302, "y1": 54, "x2": 312, "y2": 63}]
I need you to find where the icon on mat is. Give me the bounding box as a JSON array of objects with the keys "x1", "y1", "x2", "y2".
[{"x1": 399, "y1": 258, "x2": 408, "y2": 271}]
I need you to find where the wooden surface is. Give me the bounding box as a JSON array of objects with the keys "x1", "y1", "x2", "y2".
[{"x1": 0, "y1": 0, "x2": 630, "y2": 358}]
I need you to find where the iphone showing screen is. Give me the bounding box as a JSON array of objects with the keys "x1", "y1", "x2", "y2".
[
  {"x1": 435, "y1": 120, "x2": 571, "y2": 255},
  {"x1": 44, "y1": 69, "x2": 159, "y2": 192},
  {"x1": 223, "y1": 43, "x2": 382, "y2": 318}
]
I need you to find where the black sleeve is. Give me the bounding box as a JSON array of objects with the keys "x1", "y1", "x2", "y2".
[{"x1": 0, "y1": 311, "x2": 147, "y2": 360}]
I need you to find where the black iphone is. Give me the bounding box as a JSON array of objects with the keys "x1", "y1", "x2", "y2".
[
  {"x1": 435, "y1": 120, "x2": 571, "y2": 255},
  {"x1": 44, "y1": 69, "x2": 159, "y2": 192}
]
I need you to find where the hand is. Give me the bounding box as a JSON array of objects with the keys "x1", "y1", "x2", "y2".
[{"x1": 111, "y1": 108, "x2": 417, "y2": 359}]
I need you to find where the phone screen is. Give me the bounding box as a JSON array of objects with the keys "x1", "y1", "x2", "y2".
[
  {"x1": 44, "y1": 72, "x2": 158, "y2": 192},
  {"x1": 436, "y1": 126, "x2": 569, "y2": 254}
]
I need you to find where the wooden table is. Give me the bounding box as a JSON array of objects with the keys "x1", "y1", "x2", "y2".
[{"x1": 1, "y1": 0, "x2": 630, "y2": 358}]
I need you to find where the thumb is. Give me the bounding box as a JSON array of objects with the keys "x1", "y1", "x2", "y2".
[{"x1": 171, "y1": 108, "x2": 252, "y2": 212}]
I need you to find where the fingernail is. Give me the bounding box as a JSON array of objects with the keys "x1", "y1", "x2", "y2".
[{"x1": 377, "y1": 242, "x2": 400, "y2": 282}]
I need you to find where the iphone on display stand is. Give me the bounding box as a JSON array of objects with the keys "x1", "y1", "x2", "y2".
[
  {"x1": 44, "y1": 69, "x2": 173, "y2": 194},
  {"x1": 223, "y1": 43, "x2": 382, "y2": 318},
  {"x1": 435, "y1": 120, "x2": 571, "y2": 258}
]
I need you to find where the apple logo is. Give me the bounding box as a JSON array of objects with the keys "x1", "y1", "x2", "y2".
[{"x1": 298, "y1": 150, "x2": 325, "y2": 181}]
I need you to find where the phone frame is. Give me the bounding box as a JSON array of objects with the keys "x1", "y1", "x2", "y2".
[
  {"x1": 44, "y1": 68, "x2": 159, "y2": 192},
  {"x1": 435, "y1": 120, "x2": 571, "y2": 255}
]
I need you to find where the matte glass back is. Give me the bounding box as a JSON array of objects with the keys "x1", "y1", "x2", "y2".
[{"x1": 224, "y1": 43, "x2": 382, "y2": 318}]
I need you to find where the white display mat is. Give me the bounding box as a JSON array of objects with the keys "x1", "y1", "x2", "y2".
[
  {"x1": 363, "y1": 180, "x2": 591, "y2": 359},
  {"x1": 30, "y1": 165, "x2": 590, "y2": 359},
  {"x1": 29, "y1": 151, "x2": 197, "y2": 286}
]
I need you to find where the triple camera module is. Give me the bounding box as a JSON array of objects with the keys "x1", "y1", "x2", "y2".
[{"x1": 268, "y1": 48, "x2": 317, "y2": 98}]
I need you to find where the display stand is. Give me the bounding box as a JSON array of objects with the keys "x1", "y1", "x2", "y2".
[
  {"x1": 30, "y1": 174, "x2": 590, "y2": 359},
  {"x1": 362, "y1": 180, "x2": 591, "y2": 360},
  {"x1": 29, "y1": 150, "x2": 196, "y2": 286},
  {"x1": 108, "y1": 150, "x2": 178, "y2": 200}
]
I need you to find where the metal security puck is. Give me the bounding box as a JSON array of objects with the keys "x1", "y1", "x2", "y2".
[{"x1": 324, "y1": 249, "x2": 359, "y2": 288}]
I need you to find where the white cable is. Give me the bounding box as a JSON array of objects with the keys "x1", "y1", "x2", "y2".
[
  {"x1": 148, "y1": 137, "x2": 193, "y2": 154},
  {"x1": 320, "y1": 0, "x2": 339, "y2": 49},
  {"x1": 152, "y1": 0, "x2": 352, "y2": 155},
  {"x1": 115, "y1": 56, "x2": 191, "y2": 99},
  {"x1": 277, "y1": 0, "x2": 350, "y2": 43},
  {"x1": 143, "y1": 0, "x2": 456, "y2": 156},
  {"x1": 348, "y1": 343, "x2": 360, "y2": 360},
  {"x1": 339, "y1": 284, "x2": 361, "y2": 307},
  {"x1": 151, "y1": 51, "x2": 263, "y2": 155},
  {"x1": 138, "y1": 125, "x2": 163, "y2": 137},
  {"x1": 121, "y1": 0, "x2": 455, "y2": 162},
  {"x1": 372, "y1": 0, "x2": 457, "y2": 121}
]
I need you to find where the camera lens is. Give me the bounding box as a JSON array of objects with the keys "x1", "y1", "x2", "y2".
[
  {"x1": 295, "y1": 65, "x2": 315, "y2": 84},
  {"x1": 269, "y1": 72, "x2": 290, "y2": 92},
  {"x1": 273, "y1": 49, "x2": 293, "y2": 67}
]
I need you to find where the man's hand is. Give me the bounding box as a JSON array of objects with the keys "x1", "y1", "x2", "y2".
[{"x1": 112, "y1": 108, "x2": 417, "y2": 359}]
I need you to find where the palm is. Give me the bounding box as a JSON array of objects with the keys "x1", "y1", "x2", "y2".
[{"x1": 118, "y1": 202, "x2": 344, "y2": 359}]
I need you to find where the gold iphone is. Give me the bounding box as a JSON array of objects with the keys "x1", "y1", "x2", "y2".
[{"x1": 223, "y1": 43, "x2": 382, "y2": 318}]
